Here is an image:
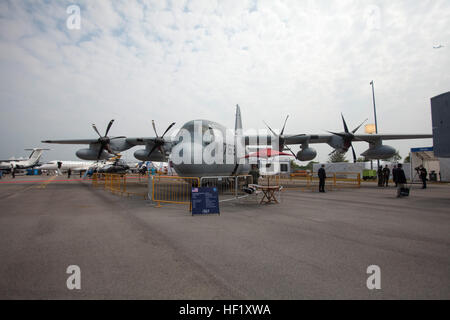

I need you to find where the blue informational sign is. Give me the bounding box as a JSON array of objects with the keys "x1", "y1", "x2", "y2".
[
  {"x1": 191, "y1": 187, "x2": 220, "y2": 215},
  {"x1": 411, "y1": 147, "x2": 433, "y2": 153}
]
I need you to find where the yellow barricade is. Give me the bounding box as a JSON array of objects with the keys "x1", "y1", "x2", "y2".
[
  {"x1": 92, "y1": 173, "x2": 148, "y2": 199},
  {"x1": 152, "y1": 176, "x2": 200, "y2": 207},
  {"x1": 264, "y1": 172, "x2": 361, "y2": 190}
]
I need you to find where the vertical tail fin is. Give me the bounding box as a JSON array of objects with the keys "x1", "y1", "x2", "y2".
[
  {"x1": 232, "y1": 105, "x2": 244, "y2": 175},
  {"x1": 235, "y1": 104, "x2": 243, "y2": 134},
  {"x1": 24, "y1": 148, "x2": 49, "y2": 164}
]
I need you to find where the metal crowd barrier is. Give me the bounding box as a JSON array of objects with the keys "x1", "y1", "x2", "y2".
[
  {"x1": 266, "y1": 172, "x2": 361, "y2": 190},
  {"x1": 91, "y1": 171, "x2": 361, "y2": 206},
  {"x1": 92, "y1": 173, "x2": 148, "y2": 199},
  {"x1": 199, "y1": 175, "x2": 252, "y2": 202},
  {"x1": 151, "y1": 175, "x2": 200, "y2": 207}
]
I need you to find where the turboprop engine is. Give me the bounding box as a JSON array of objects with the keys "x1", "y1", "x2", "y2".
[
  {"x1": 76, "y1": 148, "x2": 111, "y2": 160},
  {"x1": 296, "y1": 147, "x2": 317, "y2": 161},
  {"x1": 361, "y1": 145, "x2": 396, "y2": 160}
]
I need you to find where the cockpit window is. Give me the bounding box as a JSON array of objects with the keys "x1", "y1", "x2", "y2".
[{"x1": 178, "y1": 120, "x2": 216, "y2": 144}]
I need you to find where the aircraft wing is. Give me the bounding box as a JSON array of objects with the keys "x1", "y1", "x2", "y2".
[
  {"x1": 0, "y1": 159, "x2": 22, "y2": 162},
  {"x1": 282, "y1": 133, "x2": 432, "y2": 144},
  {"x1": 125, "y1": 137, "x2": 157, "y2": 145},
  {"x1": 350, "y1": 133, "x2": 432, "y2": 142},
  {"x1": 42, "y1": 139, "x2": 99, "y2": 145},
  {"x1": 245, "y1": 133, "x2": 432, "y2": 146},
  {"x1": 125, "y1": 137, "x2": 175, "y2": 148}
]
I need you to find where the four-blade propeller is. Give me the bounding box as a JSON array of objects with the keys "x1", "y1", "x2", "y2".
[
  {"x1": 147, "y1": 120, "x2": 176, "y2": 158},
  {"x1": 264, "y1": 115, "x2": 303, "y2": 159},
  {"x1": 327, "y1": 114, "x2": 368, "y2": 162},
  {"x1": 92, "y1": 119, "x2": 125, "y2": 160}
]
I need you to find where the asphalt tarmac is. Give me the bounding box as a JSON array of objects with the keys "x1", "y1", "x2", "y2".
[{"x1": 0, "y1": 175, "x2": 449, "y2": 299}]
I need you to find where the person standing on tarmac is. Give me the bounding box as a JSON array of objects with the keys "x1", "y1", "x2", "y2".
[
  {"x1": 67, "y1": 168, "x2": 72, "y2": 179},
  {"x1": 392, "y1": 164, "x2": 398, "y2": 187},
  {"x1": 383, "y1": 165, "x2": 390, "y2": 187},
  {"x1": 318, "y1": 164, "x2": 326, "y2": 193},
  {"x1": 249, "y1": 165, "x2": 260, "y2": 185},
  {"x1": 418, "y1": 165, "x2": 427, "y2": 189},
  {"x1": 377, "y1": 166, "x2": 383, "y2": 187},
  {"x1": 396, "y1": 163, "x2": 407, "y2": 197}
]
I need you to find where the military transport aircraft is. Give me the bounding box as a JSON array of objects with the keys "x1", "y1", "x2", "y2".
[
  {"x1": 0, "y1": 148, "x2": 49, "y2": 171},
  {"x1": 42, "y1": 106, "x2": 432, "y2": 177}
]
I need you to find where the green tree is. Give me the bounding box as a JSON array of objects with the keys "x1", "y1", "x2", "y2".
[
  {"x1": 356, "y1": 157, "x2": 366, "y2": 162},
  {"x1": 404, "y1": 155, "x2": 410, "y2": 163},
  {"x1": 388, "y1": 150, "x2": 402, "y2": 162},
  {"x1": 301, "y1": 161, "x2": 318, "y2": 171},
  {"x1": 328, "y1": 152, "x2": 348, "y2": 163},
  {"x1": 290, "y1": 160, "x2": 301, "y2": 170}
]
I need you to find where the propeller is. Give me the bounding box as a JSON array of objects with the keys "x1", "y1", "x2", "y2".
[
  {"x1": 91, "y1": 119, "x2": 125, "y2": 160},
  {"x1": 147, "y1": 121, "x2": 176, "y2": 158},
  {"x1": 327, "y1": 114, "x2": 367, "y2": 162},
  {"x1": 263, "y1": 115, "x2": 300, "y2": 159}
]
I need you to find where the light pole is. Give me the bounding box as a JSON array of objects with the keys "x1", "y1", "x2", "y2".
[{"x1": 370, "y1": 80, "x2": 380, "y2": 168}]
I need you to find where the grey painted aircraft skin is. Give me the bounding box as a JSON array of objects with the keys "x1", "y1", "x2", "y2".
[{"x1": 42, "y1": 106, "x2": 432, "y2": 177}]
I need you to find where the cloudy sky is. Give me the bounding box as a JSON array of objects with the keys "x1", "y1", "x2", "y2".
[{"x1": 0, "y1": 0, "x2": 448, "y2": 163}]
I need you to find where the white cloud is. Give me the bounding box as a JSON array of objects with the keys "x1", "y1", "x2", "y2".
[{"x1": 0, "y1": 0, "x2": 449, "y2": 161}]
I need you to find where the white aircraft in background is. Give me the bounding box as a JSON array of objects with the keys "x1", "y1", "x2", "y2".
[
  {"x1": 433, "y1": 44, "x2": 444, "y2": 49},
  {"x1": 36, "y1": 160, "x2": 94, "y2": 173},
  {"x1": 0, "y1": 148, "x2": 49, "y2": 171}
]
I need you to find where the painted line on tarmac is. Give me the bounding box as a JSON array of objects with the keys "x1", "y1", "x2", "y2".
[
  {"x1": 0, "y1": 178, "x2": 91, "y2": 184},
  {"x1": 35, "y1": 176, "x2": 58, "y2": 189}
]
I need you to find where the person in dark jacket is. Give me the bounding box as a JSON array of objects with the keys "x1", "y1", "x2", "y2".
[
  {"x1": 396, "y1": 163, "x2": 407, "y2": 197},
  {"x1": 417, "y1": 165, "x2": 427, "y2": 189},
  {"x1": 377, "y1": 166, "x2": 383, "y2": 187},
  {"x1": 249, "y1": 165, "x2": 260, "y2": 185},
  {"x1": 318, "y1": 165, "x2": 326, "y2": 193},
  {"x1": 392, "y1": 164, "x2": 398, "y2": 187},
  {"x1": 382, "y1": 165, "x2": 390, "y2": 187}
]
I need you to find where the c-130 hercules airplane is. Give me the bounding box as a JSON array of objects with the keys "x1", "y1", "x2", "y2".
[{"x1": 42, "y1": 105, "x2": 432, "y2": 177}]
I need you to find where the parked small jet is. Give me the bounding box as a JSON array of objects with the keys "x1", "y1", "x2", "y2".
[
  {"x1": 36, "y1": 160, "x2": 94, "y2": 172},
  {"x1": 0, "y1": 148, "x2": 49, "y2": 171},
  {"x1": 43, "y1": 106, "x2": 432, "y2": 176}
]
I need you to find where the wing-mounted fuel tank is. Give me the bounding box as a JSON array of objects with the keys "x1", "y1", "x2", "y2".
[{"x1": 361, "y1": 145, "x2": 396, "y2": 160}]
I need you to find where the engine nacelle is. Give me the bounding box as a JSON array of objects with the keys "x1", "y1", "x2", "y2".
[
  {"x1": 296, "y1": 147, "x2": 317, "y2": 161},
  {"x1": 134, "y1": 149, "x2": 166, "y2": 162},
  {"x1": 76, "y1": 148, "x2": 110, "y2": 160},
  {"x1": 361, "y1": 145, "x2": 396, "y2": 160}
]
